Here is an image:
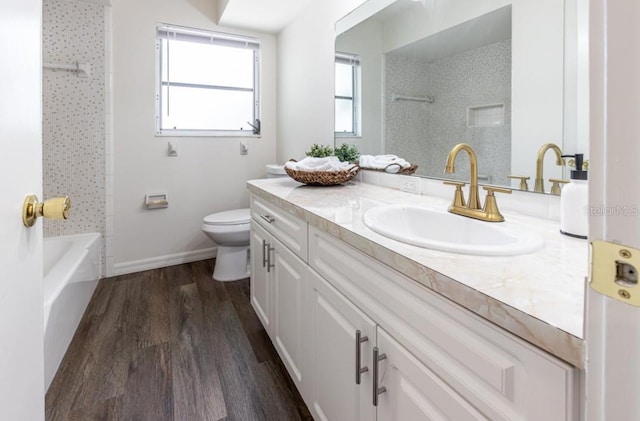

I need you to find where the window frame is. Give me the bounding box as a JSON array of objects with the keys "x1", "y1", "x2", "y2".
[
  {"x1": 155, "y1": 23, "x2": 261, "y2": 137},
  {"x1": 335, "y1": 52, "x2": 361, "y2": 138}
]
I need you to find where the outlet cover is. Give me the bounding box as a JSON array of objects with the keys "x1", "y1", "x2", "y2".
[{"x1": 401, "y1": 179, "x2": 419, "y2": 194}]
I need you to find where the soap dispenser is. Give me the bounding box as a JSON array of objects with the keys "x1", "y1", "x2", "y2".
[{"x1": 559, "y1": 153, "x2": 588, "y2": 239}]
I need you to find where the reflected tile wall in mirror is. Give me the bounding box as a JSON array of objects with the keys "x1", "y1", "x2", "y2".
[{"x1": 385, "y1": 39, "x2": 511, "y2": 185}]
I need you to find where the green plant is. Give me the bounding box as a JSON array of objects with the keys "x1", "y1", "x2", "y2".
[
  {"x1": 305, "y1": 143, "x2": 334, "y2": 158},
  {"x1": 334, "y1": 143, "x2": 360, "y2": 163}
]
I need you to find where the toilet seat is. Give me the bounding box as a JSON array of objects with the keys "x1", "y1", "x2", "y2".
[{"x1": 203, "y1": 208, "x2": 250, "y2": 226}]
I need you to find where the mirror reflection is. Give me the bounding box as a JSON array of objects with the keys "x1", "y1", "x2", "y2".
[{"x1": 335, "y1": 0, "x2": 585, "y2": 193}]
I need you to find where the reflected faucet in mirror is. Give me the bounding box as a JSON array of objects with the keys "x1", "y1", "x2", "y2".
[
  {"x1": 507, "y1": 175, "x2": 530, "y2": 191},
  {"x1": 444, "y1": 143, "x2": 512, "y2": 222},
  {"x1": 549, "y1": 178, "x2": 569, "y2": 196},
  {"x1": 534, "y1": 143, "x2": 565, "y2": 193}
]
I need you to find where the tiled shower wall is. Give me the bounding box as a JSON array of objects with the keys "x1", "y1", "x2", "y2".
[
  {"x1": 43, "y1": 0, "x2": 110, "y2": 274},
  {"x1": 385, "y1": 40, "x2": 512, "y2": 186}
]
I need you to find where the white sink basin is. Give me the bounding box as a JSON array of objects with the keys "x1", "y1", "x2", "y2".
[{"x1": 363, "y1": 205, "x2": 544, "y2": 256}]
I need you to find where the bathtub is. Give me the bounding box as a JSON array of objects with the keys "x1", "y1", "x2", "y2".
[{"x1": 43, "y1": 232, "x2": 102, "y2": 390}]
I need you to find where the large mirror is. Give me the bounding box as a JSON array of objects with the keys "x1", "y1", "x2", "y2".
[{"x1": 335, "y1": 0, "x2": 587, "y2": 193}]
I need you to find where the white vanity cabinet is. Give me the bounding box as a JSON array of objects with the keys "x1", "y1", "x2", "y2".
[
  {"x1": 307, "y1": 268, "x2": 377, "y2": 421},
  {"x1": 308, "y1": 265, "x2": 493, "y2": 421},
  {"x1": 308, "y1": 226, "x2": 579, "y2": 421},
  {"x1": 250, "y1": 196, "x2": 309, "y2": 395},
  {"x1": 249, "y1": 193, "x2": 579, "y2": 421}
]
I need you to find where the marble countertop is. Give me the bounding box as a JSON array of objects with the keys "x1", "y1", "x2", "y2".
[{"x1": 247, "y1": 178, "x2": 588, "y2": 367}]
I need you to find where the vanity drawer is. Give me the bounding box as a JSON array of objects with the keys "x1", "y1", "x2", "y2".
[
  {"x1": 308, "y1": 226, "x2": 578, "y2": 421},
  {"x1": 251, "y1": 195, "x2": 308, "y2": 262}
]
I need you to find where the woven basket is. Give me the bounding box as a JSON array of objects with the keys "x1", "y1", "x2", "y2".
[
  {"x1": 360, "y1": 162, "x2": 418, "y2": 175},
  {"x1": 285, "y1": 159, "x2": 360, "y2": 186}
]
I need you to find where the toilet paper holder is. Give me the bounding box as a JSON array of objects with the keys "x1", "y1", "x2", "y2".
[{"x1": 145, "y1": 192, "x2": 169, "y2": 209}]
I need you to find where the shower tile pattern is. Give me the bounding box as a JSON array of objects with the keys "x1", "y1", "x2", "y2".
[
  {"x1": 385, "y1": 40, "x2": 512, "y2": 186},
  {"x1": 43, "y1": 0, "x2": 106, "y2": 264}
]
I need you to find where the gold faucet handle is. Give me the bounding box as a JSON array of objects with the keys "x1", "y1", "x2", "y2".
[
  {"x1": 548, "y1": 178, "x2": 570, "y2": 196},
  {"x1": 443, "y1": 181, "x2": 466, "y2": 208},
  {"x1": 481, "y1": 186, "x2": 511, "y2": 222},
  {"x1": 483, "y1": 186, "x2": 512, "y2": 195},
  {"x1": 507, "y1": 175, "x2": 530, "y2": 191}
]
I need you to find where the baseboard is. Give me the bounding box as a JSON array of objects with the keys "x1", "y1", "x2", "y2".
[{"x1": 113, "y1": 247, "x2": 217, "y2": 276}]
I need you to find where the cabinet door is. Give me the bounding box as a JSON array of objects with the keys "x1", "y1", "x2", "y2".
[
  {"x1": 272, "y1": 237, "x2": 308, "y2": 393},
  {"x1": 250, "y1": 221, "x2": 271, "y2": 335},
  {"x1": 307, "y1": 269, "x2": 376, "y2": 421},
  {"x1": 376, "y1": 329, "x2": 488, "y2": 421}
]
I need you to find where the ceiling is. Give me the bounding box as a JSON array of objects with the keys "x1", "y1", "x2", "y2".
[
  {"x1": 388, "y1": 5, "x2": 512, "y2": 63},
  {"x1": 217, "y1": 0, "x2": 316, "y2": 34}
]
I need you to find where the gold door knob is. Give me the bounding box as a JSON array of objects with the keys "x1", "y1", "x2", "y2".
[{"x1": 22, "y1": 195, "x2": 71, "y2": 227}]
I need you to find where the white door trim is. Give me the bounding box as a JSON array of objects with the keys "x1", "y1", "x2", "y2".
[{"x1": 586, "y1": 1, "x2": 640, "y2": 419}]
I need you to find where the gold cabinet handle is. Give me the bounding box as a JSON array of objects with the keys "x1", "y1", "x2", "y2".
[{"x1": 22, "y1": 195, "x2": 71, "y2": 227}]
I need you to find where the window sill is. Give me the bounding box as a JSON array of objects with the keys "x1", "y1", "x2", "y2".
[
  {"x1": 156, "y1": 130, "x2": 261, "y2": 138},
  {"x1": 335, "y1": 133, "x2": 362, "y2": 139}
]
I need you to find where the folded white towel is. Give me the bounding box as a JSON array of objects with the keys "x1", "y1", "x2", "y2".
[
  {"x1": 359, "y1": 154, "x2": 411, "y2": 173},
  {"x1": 285, "y1": 156, "x2": 356, "y2": 172}
]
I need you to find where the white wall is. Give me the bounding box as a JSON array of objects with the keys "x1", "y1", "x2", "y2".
[
  {"x1": 111, "y1": 0, "x2": 276, "y2": 275},
  {"x1": 277, "y1": 0, "x2": 368, "y2": 162}
]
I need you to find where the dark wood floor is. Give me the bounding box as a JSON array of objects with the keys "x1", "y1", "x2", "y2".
[{"x1": 45, "y1": 259, "x2": 312, "y2": 421}]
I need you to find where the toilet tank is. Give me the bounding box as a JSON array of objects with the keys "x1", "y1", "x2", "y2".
[{"x1": 265, "y1": 164, "x2": 287, "y2": 178}]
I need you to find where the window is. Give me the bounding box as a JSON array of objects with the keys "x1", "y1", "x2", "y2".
[
  {"x1": 335, "y1": 52, "x2": 360, "y2": 137},
  {"x1": 156, "y1": 24, "x2": 260, "y2": 136}
]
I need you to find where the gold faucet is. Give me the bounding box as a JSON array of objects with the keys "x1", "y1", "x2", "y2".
[
  {"x1": 444, "y1": 143, "x2": 512, "y2": 222},
  {"x1": 445, "y1": 143, "x2": 481, "y2": 209},
  {"x1": 534, "y1": 143, "x2": 565, "y2": 193}
]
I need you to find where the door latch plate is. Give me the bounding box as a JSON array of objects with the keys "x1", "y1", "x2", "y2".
[{"x1": 591, "y1": 240, "x2": 640, "y2": 306}]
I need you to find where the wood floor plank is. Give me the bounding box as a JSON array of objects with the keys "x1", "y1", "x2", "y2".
[
  {"x1": 84, "y1": 277, "x2": 115, "y2": 317},
  {"x1": 170, "y1": 283, "x2": 227, "y2": 421},
  {"x1": 142, "y1": 268, "x2": 172, "y2": 347},
  {"x1": 69, "y1": 280, "x2": 130, "y2": 405},
  {"x1": 194, "y1": 259, "x2": 231, "y2": 304},
  {"x1": 47, "y1": 278, "x2": 130, "y2": 419},
  {"x1": 68, "y1": 395, "x2": 122, "y2": 421},
  {"x1": 203, "y1": 300, "x2": 267, "y2": 421},
  {"x1": 46, "y1": 259, "x2": 311, "y2": 421},
  {"x1": 224, "y1": 280, "x2": 276, "y2": 364},
  {"x1": 260, "y1": 360, "x2": 315, "y2": 421},
  {"x1": 119, "y1": 343, "x2": 173, "y2": 421},
  {"x1": 45, "y1": 313, "x2": 104, "y2": 420},
  {"x1": 224, "y1": 280, "x2": 312, "y2": 420}
]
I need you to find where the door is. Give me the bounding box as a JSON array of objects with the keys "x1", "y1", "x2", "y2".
[
  {"x1": 250, "y1": 220, "x2": 271, "y2": 335},
  {"x1": 376, "y1": 329, "x2": 487, "y2": 421},
  {"x1": 307, "y1": 269, "x2": 376, "y2": 421},
  {"x1": 0, "y1": 0, "x2": 45, "y2": 419},
  {"x1": 272, "y1": 237, "x2": 308, "y2": 393}
]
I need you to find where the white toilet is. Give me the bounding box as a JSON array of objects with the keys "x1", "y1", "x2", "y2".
[
  {"x1": 202, "y1": 164, "x2": 287, "y2": 281},
  {"x1": 201, "y1": 208, "x2": 251, "y2": 281}
]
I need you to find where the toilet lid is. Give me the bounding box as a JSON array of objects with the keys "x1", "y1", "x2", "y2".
[
  {"x1": 203, "y1": 208, "x2": 250, "y2": 226},
  {"x1": 266, "y1": 164, "x2": 286, "y2": 175}
]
